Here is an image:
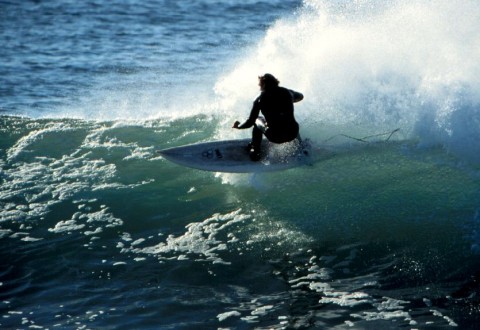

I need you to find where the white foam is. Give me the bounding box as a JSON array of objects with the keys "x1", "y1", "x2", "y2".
[
  {"x1": 0, "y1": 122, "x2": 165, "y2": 244},
  {"x1": 136, "y1": 209, "x2": 251, "y2": 264},
  {"x1": 251, "y1": 305, "x2": 274, "y2": 316},
  {"x1": 320, "y1": 292, "x2": 370, "y2": 307},
  {"x1": 20, "y1": 236, "x2": 43, "y2": 242},
  {"x1": 84, "y1": 228, "x2": 103, "y2": 236},
  {"x1": 351, "y1": 310, "x2": 410, "y2": 321},
  {"x1": 217, "y1": 311, "x2": 241, "y2": 322},
  {"x1": 374, "y1": 298, "x2": 409, "y2": 311},
  {"x1": 48, "y1": 220, "x2": 85, "y2": 234},
  {"x1": 131, "y1": 238, "x2": 145, "y2": 246},
  {"x1": 48, "y1": 207, "x2": 122, "y2": 236},
  {"x1": 80, "y1": 125, "x2": 155, "y2": 162}
]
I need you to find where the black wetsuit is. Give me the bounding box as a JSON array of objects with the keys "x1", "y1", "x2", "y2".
[{"x1": 237, "y1": 86, "x2": 303, "y2": 149}]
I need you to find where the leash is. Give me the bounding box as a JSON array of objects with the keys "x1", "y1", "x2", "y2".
[{"x1": 323, "y1": 128, "x2": 401, "y2": 144}]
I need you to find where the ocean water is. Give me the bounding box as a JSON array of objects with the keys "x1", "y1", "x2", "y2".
[{"x1": 2, "y1": 0, "x2": 480, "y2": 329}]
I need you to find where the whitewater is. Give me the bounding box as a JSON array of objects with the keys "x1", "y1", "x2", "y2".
[{"x1": 1, "y1": 0, "x2": 480, "y2": 329}]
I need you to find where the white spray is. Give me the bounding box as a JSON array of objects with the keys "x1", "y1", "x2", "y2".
[{"x1": 215, "y1": 0, "x2": 480, "y2": 162}]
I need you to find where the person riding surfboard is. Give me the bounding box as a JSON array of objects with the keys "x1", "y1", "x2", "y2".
[{"x1": 232, "y1": 73, "x2": 304, "y2": 161}]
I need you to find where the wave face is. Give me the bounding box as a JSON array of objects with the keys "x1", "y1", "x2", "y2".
[{"x1": 1, "y1": 115, "x2": 480, "y2": 329}]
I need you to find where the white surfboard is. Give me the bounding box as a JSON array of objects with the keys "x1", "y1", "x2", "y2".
[{"x1": 157, "y1": 138, "x2": 314, "y2": 173}]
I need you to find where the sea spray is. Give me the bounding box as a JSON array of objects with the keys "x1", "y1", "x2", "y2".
[{"x1": 215, "y1": 0, "x2": 480, "y2": 163}]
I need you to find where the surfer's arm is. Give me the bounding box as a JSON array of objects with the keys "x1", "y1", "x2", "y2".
[
  {"x1": 233, "y1": 97, "x2": 261, "y2": 129},
  {"x1": 289, "y1": 89, "x2": 304, "y2": 103}
]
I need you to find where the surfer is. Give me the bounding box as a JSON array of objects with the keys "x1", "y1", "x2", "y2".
[{"x1": 232, "y1": 73, "x2": 304, "y2": 161}]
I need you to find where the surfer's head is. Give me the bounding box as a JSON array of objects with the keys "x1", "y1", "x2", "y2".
[{"x1": 258, "y1": 73, "x2": 279, "y2": 91}]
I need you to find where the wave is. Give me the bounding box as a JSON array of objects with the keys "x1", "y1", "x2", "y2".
[
  {"x1": 215, "y1": 0, "x2": 480, "y2": 163},
  {"x1": 29, "y1": 0, "x2": 480, "y2": 164}
]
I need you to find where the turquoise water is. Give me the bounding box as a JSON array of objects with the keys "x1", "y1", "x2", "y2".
[{"x1": 2, "y1": 0, "x2": 480, "y2": 329}]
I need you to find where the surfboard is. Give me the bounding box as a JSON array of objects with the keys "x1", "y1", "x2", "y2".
[{"x1": 157, "y1": 138, "x2": 312, "y2": 173}]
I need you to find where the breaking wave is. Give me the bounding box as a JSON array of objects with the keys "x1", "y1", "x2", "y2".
[{"x1": 215, "y1": 0, "x2": 480, "y2": 163}]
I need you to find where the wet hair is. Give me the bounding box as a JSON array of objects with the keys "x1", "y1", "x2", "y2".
[{"x1": 258, "y1": 73, "x2": 279, "y2": 89}]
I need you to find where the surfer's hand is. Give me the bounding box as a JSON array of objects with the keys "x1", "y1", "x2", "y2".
[{"x1": 232, "y1": 121, "x2": 240, "y2": 129}]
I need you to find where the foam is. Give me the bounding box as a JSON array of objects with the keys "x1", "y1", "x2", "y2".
[
  {"x1": 48, "y1": 219, "x2": 86, "y2": 233},
  {"x1": 217, "y1": 311, "x2": 241, "y2": 322},
  {"x1": 134, "y1": 209, "x2": 251, "y2": 265},
  {"x1": 117, "y1": 205, "x2": 314, "y2": 270},
  {"x1": 1, "y1": 122, "x2": 154, "y2": 243},
  {"x1": 48, "y1": 206, "x2": 123, "y2": 236}
]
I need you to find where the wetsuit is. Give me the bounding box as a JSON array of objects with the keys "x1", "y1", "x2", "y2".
[{"x1": 237, "y1": 86, "x2": 303, "y2": 150}]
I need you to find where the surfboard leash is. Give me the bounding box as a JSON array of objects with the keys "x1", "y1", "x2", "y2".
[{"x1": 323, "y1": 128, "x2": 401, "y2": 144}]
